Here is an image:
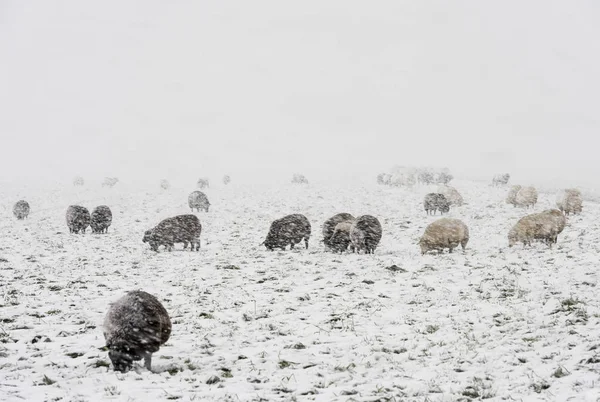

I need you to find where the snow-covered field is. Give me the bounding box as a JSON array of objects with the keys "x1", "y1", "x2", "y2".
[{"x1": 1, "y1": 180, "x2": 599, "y2": 401}]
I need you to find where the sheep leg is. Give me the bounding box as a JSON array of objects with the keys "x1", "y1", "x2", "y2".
[
  {"x1": 143, "y1": 353, "x2": 152, "y2": 371},
  {"x1": 305, "y1": 238, "x2": 309, "y2": 249}
]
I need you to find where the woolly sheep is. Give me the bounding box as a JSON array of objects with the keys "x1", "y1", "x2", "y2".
[
  {"x1": 103, "y1": 290, "x2": 171, "y2": 372},
  {"x1": 322, "y1": 213, "x2": 355, "y2": 250},
  {"x1": 437, "y1": 185, "x2": 464, "y2": 206},
  {"x1": 13, "y1": 200, "x2": 30, "y2": 220},
  {"x1": 556, "y1": 188, "x2": 582, "y2": 215},
  {"x1": 506, "y1": 185, "x2": 522, "y2": 205},
  {"x1": 492, "y1": 173, "x2": 510, "y2": 186},
  {"x1": 514, "y1": 186, "x2": 538, "y2": 208},
  {"x1": 291, "y1": 173, "x2": 309, "y2": 184},
  {"x1": 143, "y1": 214, "x2": 202, "y2": 252},
  {"x1": 188, "y1": 191, "x2": 210, "y2": 212},
  {"x1": 102, "y1": 177, "x2": 119, "y2": 188},
  {"x1": 419, "y1": 218, "x2": 469, "y2": 254},
  {"x1": 91, "y1": 205, "x2": 112, "y2": 234},
  {"x1": 328, "y1": 221, "x2": 354, "y2": 253},
  {"x1": 197, "y1": 177, "x2": 210, "y2": 189},
  {"x1": 66, "y1": 205, "x2": 91, "y2": 234},
  {"x1": 262, "y1": 214, "x2": 311, "y2": 251},
  {"x1": 508, "y1": 209, "x2": 566, "y2": 247},
  {"x1": 350, "y1": 215, "x2": 382, "y2": 254}
]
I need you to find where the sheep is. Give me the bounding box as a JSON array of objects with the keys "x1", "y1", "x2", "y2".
[
  {"x1": 143, "y1": 214, "x2": 201, "y2": 252},
  {"x1": 160, "y1": 179, "x2": 170, "y2": 190},
  {"x1": 262, "y1": 214, "x2": 311, "y2": 251},
  {"x1": 102, "y1": 177, "x2": 119, "y2": 188},
  {"x1": 350, "y1": 215, "x2": 382, "y2": 254},
  {"x1": 322, "y1": 213, "x2": 355, "y2": 250},
  {"x1": 508, "y1": 209, "x2": 566, "y2": 247},
  {"x1": 556, "y1": 188, "x2": 583, "y2": 215},
  {"x1": 91, "y1": 205, "x2": 112, "y2": 233},
  {"x1": 13, "y1": 200, "x2": 30, "y2": 220},
  {"x1": 223, "y1": 175, "x2": 231, "y2": 185},
  {"x1": 514, "y1": 186, "x2": 538, "y2": 208},
  {"x1": 505, "y1": 185, "x2": 522, "y2": 205},
  {"x1": 419, "y1": 218, "x2": 469, "y2": 254},
  {"x1": 437, "y1": 185, "x2": 464, "y2": 206},
  {"x1": 73, "y1": 176, "x2": 84, "y2": 186},
  {"x1": 188, "y1": 191, "x2": 210, "y2": 212},
  {"x1": 291, "y1": 173, "x2": 309, "y2": 184},
  {"x1": 66, "y1": 205, "x2": 91, "y2": 234},
  {"x1": 103, "y1": 290, "x2": 171, "y2": 373},
  {"x1": 492, "y1": 173, "x2": 510, "y2": 186},
  {"x1": 423, "y1": 193, "x2": 450, "y2": 215},
  {"x1": 197, "y1": 177, "x2": 209, "y2": 189},
  {"x1": 328, "y1": 221, "x2": 354, "y2": 253}
]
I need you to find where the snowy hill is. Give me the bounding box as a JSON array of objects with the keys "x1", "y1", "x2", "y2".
[{"x1": 1, "y1": 180, "x2": 599, "y2": 401}]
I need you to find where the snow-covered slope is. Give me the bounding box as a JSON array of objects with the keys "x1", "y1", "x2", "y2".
[{"x1": 1, "y1": 180, "x2": 599, "y2": 401}]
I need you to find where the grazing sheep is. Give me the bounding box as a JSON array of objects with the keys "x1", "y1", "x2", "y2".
[
  {"x1": 514, "y1": 186, "x2": 538, "y2": 208},
  {"x1": 505, "y1": 185, "x2": 522, "y2": 205},
  {"x1": 419, "y1": 218, "x2": 469, "y2": 254},
  {"x1": 322, "y1": 213, "x2": 355, "y2": 250},
  {"x1": 66, "y1": 205, "x2": 91, "y2": 234},
  {"x1": 103, "y1": 290, "x2": 171, "y2": 373},
  {"x1": 437, "y1": 185, "x2": 464, "y2": 206},
  {"x1": 423, "y1": 193, "x2": 450, "y2": 215},
  {"x1": 13, "y1": 200, "x2": 30, "y2": 220},
  {"x1": 328, "y1": 221, "x2": 354, "y2": 253},
  {"x1": 160, "y1": 179, "x2": 170, "y2": 190},
  {"x1": 556, "y1": 188, "x2": 583, "y2": 215},
  {"x1": 143, "y1": 214, "x2": 201, "y2": 252},
  {"x1": 262, "y1": 214, "x2": 311, "y2": 251},
  {"x1": 197, "y1": 177, "x2": 209, "y2": 189},
  {"x1": 223, "y1": 175, "x2": 231, "y2": 185},
  {"x1": 102, "y1": 177, "x2": 119, "y2": 188},
  {"x1": 492, "y1": 173, "x2": 510, "y2": 186},
  {"x1": 508, "y1": 209, "x2": 566, "y2": 247},
  {"x1": 291, "y1": 173, "x2": 308, "y2": 184},
  {"x1": 188, "y1": 191, "x2": 210, "y2": 212},
  {"x1": 350, "y1": 215, "x2": 382, "y2": 254},
  {"x1": 91, "y1": 205, "x2": 112, "y2": 234},
  {"x1": 73, "y1": 176, "x2": 84, "y2": 186}
]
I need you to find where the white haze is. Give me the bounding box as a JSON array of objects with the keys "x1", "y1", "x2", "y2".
[{"x1": 1, "y1": 0, "x2": 599, "y2": 188}]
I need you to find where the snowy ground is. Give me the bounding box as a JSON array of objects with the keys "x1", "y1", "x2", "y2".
[{"x1": 1, "y1": 180, "x2": 600, "y2": 401}]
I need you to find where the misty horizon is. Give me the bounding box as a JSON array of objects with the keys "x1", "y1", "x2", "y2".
[{"x1": 1, "y1": 1, "x2": 599, "y2": 188}]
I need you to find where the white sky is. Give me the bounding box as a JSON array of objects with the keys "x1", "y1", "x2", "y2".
[{"x1": 1, "y1": 1, "x2": 599, "y2": 186}]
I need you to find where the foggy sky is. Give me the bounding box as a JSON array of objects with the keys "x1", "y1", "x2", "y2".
[{"x1": 1, "y1": 1, "x2": 599, "y2": 187}]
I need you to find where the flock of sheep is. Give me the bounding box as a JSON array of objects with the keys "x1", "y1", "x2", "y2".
[{"x1": 6, "y1": 172, "x2": 585, "y2": 373}]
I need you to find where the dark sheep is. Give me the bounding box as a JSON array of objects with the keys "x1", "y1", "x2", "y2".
[
  {"x1": 322, "y1": 213, "x2": 355, "y2": 250},
  {"x1": 91, "y1": 205, "x2": 113, "y2": 234},
  {"x1": 103, "y1": 290, "x2": 171, "y2": 373},
  {"x1": 13, "y1": 200, "x2": 30, "y2": 220},
  {"x1": 262, "y1": 214, "x2": 311, "y2": 251},
  {"x1": 350, "y1": 215, "x2": 382, "y2": 254},
  {"x1": 66, "y1": 205, "x2": 91, "y2": 234},
  {"x1": 143, "y1": 214, "x2": 201, "y2": 252},
  {"x1": 328, "y1": 221, "x2": 354, "y2": 253},
  {"x1": 423, "y1": 193, "x2": 450, "y2": 215},
  {"x1": 188, "y1": 191, "x2": 210, "y2": 212}
]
